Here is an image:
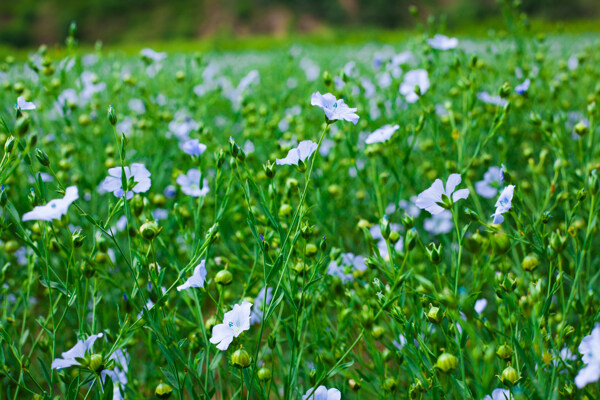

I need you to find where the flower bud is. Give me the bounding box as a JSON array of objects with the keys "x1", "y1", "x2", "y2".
[
  {"x1": 231, "y1": 347, "x2": 251, "y2": 369},
  {"x1": 379, "y1": 216, "x2": 390, "y2": 239},
  {"x1": 155, "y1": 382, "x2": 173, "y2": 399},
  {"x1": 4, "y1": 136, "x2": 16, "y2": 153},
  {"x1": 72, "y1": 230, "x2": 85, "y2": 248},
  {"x1": 319, "y1": 236, "x2": 327, "y2": 252},
  {"x1": 215, "y1": 269, "x2": 233, "y2": 286},
  {"x1": 389, "y1": 230, "x2": 400, "y2": 245},
  {"x1": 576, "y1": 188, "x2": 586, "y2": 202},
  {"x1": 383, "y1": 377, "x2": 397, "y2": 392},
  {"x1": 35, "y1": 148, "x2": 50, "y2": 167},
  {"x1": 305, "y1": 243, "x2": 318, "y2": 258},
  {"x1": 401, "y1": 214, "x2": 414, "y2": 229},
  {"x1": 426, "y1": 243, "x2": 442, "y2": 265},
  {"x1": 349, "y1": 378, "x2": 361, "y2": 391},
  {"x1": 263, "y1": 160, "x2": 276, "y2": 179},
  {"x1": 436, "y1": 352, "x2": 458, "y2": 373},
  {"x1": 405, "y1": 228, "x2": 418, "y2": 251},
  {"x1": 323, "y1": 71, "x2": 332, "y2": 86},
  {"x1": 229, "y1": 137, "x2": 240, "y2": 159},
  {"x1": 108, "y1": 105, "x2": 117, "y2": 126},
  {"x1": 139, "y1": 220, "x2": 161, "y2": 240},
  {"x1": 499, "y1": 82, "x2": 511, "y2": 98}
]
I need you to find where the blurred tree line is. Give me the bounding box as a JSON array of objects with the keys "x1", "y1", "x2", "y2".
[{"x1": 1, "y1": 0, "x2": 599, "y2": 47}]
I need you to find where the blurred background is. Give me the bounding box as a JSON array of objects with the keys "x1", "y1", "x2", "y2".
[{"x1": 1, "y1": 0, "x2": 600, "y2": 48}]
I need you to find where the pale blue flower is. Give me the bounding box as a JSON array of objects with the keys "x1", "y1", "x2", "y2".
[
  {"x1": 483, "y1": 388, "x2": 511, "y2": 400},
  {"x1": 427, "y1": 34, "x2": 458, "y2": 50},
  {"x1": 302, "y1": 386, "x2": 341, "y2": 400},
  {"x1": 491, "y1": 185, "x2": 515, "y2": 224},
  {"x1": 311, "y1": 92, "x2": 359, "y2": 124},
  {"x1": 177, "y1": 260, "x2": 207, "y2": 291},
  {"x1": 101, "y1": 163, "x2": 151, "y2": 200},
  {"x1": 575, "y1": 323, "x2": 600, "y2": 388},
  {"x1": 515, "y1": 78, "x2": 530, "y2": 95},
  {"x1": 22, "y1": 186, "x2": 78, "y2": 222},
  {"x1": 17, "y1": 96, "x2": 36, "y2": 111},
  {"x1": 365, "y1": 124, "x2": 399, "y2": 144},
  {"x1": 181, "y1": 139, "x2": 207, "y2": 156},
  {"x1": 276, "y1": 140, "x2": 318, "y2": 166},
  {"x1": 416, "y1": 174, "x2": 470, "y2": 215},
  {"x1": 51, "y1": 333, "x2": 104, "y2": 369},
  {"x1": 177, "y1": 169, "x2": 209, "y2": 197},
  {"x1": 250, "y1": 287, "x2": 273, "y2": 325},
  {"x1": 477, "y1": 91, "x2": 507, "y2": 107},
  {"x1": 101, "y1": 349, "x2": 129, "y2": 400},
  {"x1": 474, "y1": 298, "x2": 487, "y2": 315},
  {"x1": 210, "y1": 301, "x2": 252, "y2": 351},
  {"x1": 400, "y1": 69, "x2": 429, "y2": 103},
  {"x1": 475, "y1": 166, "x2": 504, "y2": 198},
  {"x1": 424, "y1": 210, "x2": 453, "y2": 235}
]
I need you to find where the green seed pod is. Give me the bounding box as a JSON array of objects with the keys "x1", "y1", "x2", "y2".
[
  {"x1": 499, "y1": 82, "x2": 512, "y2": 98},
  {"x1": 215, "y1": 269, "x2": 233, "y2": 286},
  {"x1": 496, "y1": 343, "x2": 514, "y2": 360},
  {"x1": 88, "y1": 353, "x2": 104, "y2": 373},
  {"x1": 521, "y1": 254, "x2": 539, "y2": 272},
  {"x1": 389, "y1": 230, "x2": 400, "y2": 245},
  {"x1": 258, "y1": 367, "x2": 272, "y2": 381},
  {"x1": 305, "y1": 243, "x2": 318, "y2": 258},
  {"x1": 131, "y1": 194, "x2": 144, "y2": 217},
  {"x1": 426, "y1": 304, "x2": 444, "y2": 324},
  {"x1": 231, "y1": 347, "x2": 251, "y2": 369},
  {"x1": 16, "y1": 115, "x2": 31, "y2": 136},
  {"x1": 574, "y1": 121, "x2": 588, "y2": 136},
  {"x1": 405, "y1": 228, "x2": 418, "y2": 251},
  {"x1": 500, "y1": 365, "x2": 519, "y2": 386},
  {"x1": 436, "y1": 352, "x2": 458, "y2": 373},
  {"x1": 322, "y1": 70, "x2": 332, "y2": 86},
  {"x1": 383, "y1": 377, "x2": 397, "y2": 392},
  {"x1": 550, "y1": 231, "x2": 567, "y2": 253},
  {"x1": 379, "y1": 216, "x2": 390, "y2": 239},
  {"x1": 263, "y1": 160, "x2": 276, "y2": 179},
  {"x1": 491, "y1": 232, "x2": 511, "y2": 255},
  {"x1": 139, "y1": 220, "x2": 161, "y2": 240},
  {"x1": 155, "y1": 382, "x2": 173, "y2": 399},
  {"x1": 349, "y1": 378, "x2": 361, "y2": 391}
]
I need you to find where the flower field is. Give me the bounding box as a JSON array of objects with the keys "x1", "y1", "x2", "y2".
[{"x1": 1, "y1": 19, "x2": 600, "y2": 400}]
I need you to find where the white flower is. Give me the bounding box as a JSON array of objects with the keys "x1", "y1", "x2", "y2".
[
  {"x1": 416, "y1": 173, "x2": 470, "y2": 215},
  {"x1": 399, "y1": 69, "x2": 430, "y2": 103},
  {"x1": 575, "y1": 323, "x2": 600, "y2": 388},
  {"x1": 365, "y1": 124, "x2": 400, "y2": 144},
  {"x1": 17, "y1": 96, "x2": 36, "y2": 111},
  {"x1": 427, "y1": 34, "x2": 459, "y2": 50},
  {"x1": 51, "y1": 333, "x2": 103, "y2": 369},
  {"x1": 100, "y1": 163, "x2": 151, "y2": 200},
  {"x1": 276, "y1": 140, "x2": 318, "y2": 166},
  {"x1": 210, "y1": 301, "x2": 252, "y2": 351},
  {"x1": 22, "y1": 186, "x2": 78, "y2": 222},
  {"x1": 302, "y1": 386, "x2": 341, "y2": 400},
  {"x1": 311, "y1": 92, "x2": 359, "y2": 125},
  {"x1": 180, "y1": 139, "x2": 207, "y2": 156},
  {"x1": 177, "y1": 260, "x2": 207, "y2": 291},
  {"x1": 140, "y1": 48, "x2": 167, "y2": 62},
  {"x1": 176, "y1": 169, "x2": 210, "y2": 197}
]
